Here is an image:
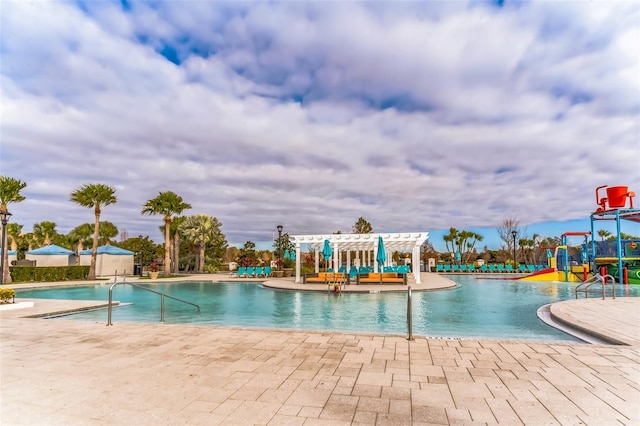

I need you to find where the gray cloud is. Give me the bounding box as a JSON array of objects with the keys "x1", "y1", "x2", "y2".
[{"x1": 1, "y1": 1, "x2": 639, "y2": 248}]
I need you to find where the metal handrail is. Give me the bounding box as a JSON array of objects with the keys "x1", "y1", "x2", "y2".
[
  {"x1": 107, "y1": 282, "x2": 200, "y2": 326},
  {"x1": 575, "y1": 274, "x2": 617, "y2": 300}
]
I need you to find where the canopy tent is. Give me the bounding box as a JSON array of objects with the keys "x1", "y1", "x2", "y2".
[
  {"x1": 290, "y1": 232, "x2": 429, "y2": 283},
  {"x1": 79, "y1": 245, "x2": 134, "y2": 277},
  {"x1": 25, "y1": 244, "x2": 76, "y2": 266}
]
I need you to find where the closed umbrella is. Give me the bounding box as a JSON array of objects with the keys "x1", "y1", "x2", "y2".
[
  {"x1": 284, "y1": 249, "x2": 290, "y2": 260},
  {"x1": 322, "y1": 240, "x2": 333, "y2": 271},
  {"x1": 376, "y1": 236, "x2": 386, "y2": 272}
]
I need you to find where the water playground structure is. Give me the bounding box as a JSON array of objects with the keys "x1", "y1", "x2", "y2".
[{"x1": 519, "y1": 185, "x2": 640, "y2": 284}]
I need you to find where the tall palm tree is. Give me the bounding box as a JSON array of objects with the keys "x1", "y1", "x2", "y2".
[
  {"x1": 0, "y1": 176, "x2": 27, "y2": 283},
  {"x1": 70, "y1": 184, "x2": 117, "y2": 280},
  {"x1": 141, "y1": 191, "x2": 191, "y2": 276}
]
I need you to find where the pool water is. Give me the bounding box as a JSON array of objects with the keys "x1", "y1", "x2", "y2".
[{"x1": 18, "y1": 276, "x2": 637, "y2": 341}]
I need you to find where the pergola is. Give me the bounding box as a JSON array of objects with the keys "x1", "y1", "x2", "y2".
[{"x1": 290, "y1": 232, "x2": 429, "y2": 284}]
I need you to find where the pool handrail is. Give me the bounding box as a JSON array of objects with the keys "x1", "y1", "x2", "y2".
[
  {"x1": 575, "y1": 274, "x2": 617, "y2": 300},
  {"x1": 107, "y1": 282, "x2": 200, "y2": 326}
]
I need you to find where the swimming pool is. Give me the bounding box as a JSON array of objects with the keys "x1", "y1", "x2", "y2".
[{"x1": 21, "y1": 276, "x2": 634, "y2": 341}]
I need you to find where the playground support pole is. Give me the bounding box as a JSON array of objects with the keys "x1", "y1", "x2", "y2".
[
  {"x1": 616, "y1": 209, "x2": 623, "y2": 285},
  {"x1": 590, "y1": 214, "x2": 596, "y2": 277}
]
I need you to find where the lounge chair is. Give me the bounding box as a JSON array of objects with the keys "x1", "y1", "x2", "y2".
[
  {"x1": 263, "y1": 266, "x2": 273, "y2": 277},
  {"x1": 480, "y1": 265, "x2": 488, "y2": 273},
  {"x1": 245, "y1": 266, "x2": 255, "y2": 278},
  {"x1": 228, "y1": 266, "x2": 246, "y2": 278},
  {"x1": 444, "y1": 264, "x2": 451, "y2": 272},
  {"x1": 460, "y1": 264, "x2": 467, "y2": 272},
  {"x1": 254, "y1": 266, "x2": 264, "y2": 277},
  {"x1": 436, "y1": 264, "x2": 444, "y2": 272},
  {"x1": 497, "y1": 264, "x2": 505, "y2": 272},
  {"x1": 467, "y1": 265, "x2": 476, "y2": 272}
]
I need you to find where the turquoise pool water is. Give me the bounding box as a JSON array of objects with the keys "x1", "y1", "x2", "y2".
[{"x1": 18, "y1": 276, "x2": 635, "y2": 341}]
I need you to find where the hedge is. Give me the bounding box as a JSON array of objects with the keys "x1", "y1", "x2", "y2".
[{"x1": 10, "y1": 266, "x2": 90, "y2": 282}]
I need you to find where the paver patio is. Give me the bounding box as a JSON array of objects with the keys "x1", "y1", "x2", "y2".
[{"x1": 1, "y1": 276, "x2": 639, "y2": 425}]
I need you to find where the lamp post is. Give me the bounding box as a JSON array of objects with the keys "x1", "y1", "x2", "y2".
[
  {"x1": 0, "y1": 210, "x2": 12, "y2": 285},
  {"x1": 276, "y1": 225, "x2": 283, "y2": 269},
  {"x1": 511, "y1": 230, "x2": 517, "y2": 269}
]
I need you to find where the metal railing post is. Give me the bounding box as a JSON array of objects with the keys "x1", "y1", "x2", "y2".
[
  {"x1": 407, "y1": 285, "x2": 414, "y2": 341},
  {"x1": 107, "y1": 286, "x2": 114, "y2": 326}
]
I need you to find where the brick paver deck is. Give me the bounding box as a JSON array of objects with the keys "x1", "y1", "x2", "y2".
[{"x1": 1, "y1": 276, "x2": 639, "y2": 425}]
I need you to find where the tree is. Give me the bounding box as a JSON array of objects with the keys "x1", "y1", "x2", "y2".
[
  {"x1": 352, "y1": 217, "x2": 373, "y2": 234},
  {"x1": 32, "y1": 221, "x2": 59, "y2": 247},
  {"x1": 597, "y1": 229, "x2": 612, "y2": 241},
  {"x1": 497, "y1": 216, "x2": 520, "y2": 253},
  {"x1": 70, "y1": 184, "x2": 117, "y2": 280},
  {"x1": 141, "y1": 191, "x2": 191, "y2": 276},
  {"x1": 238, "y1": 241, "x2": 258, "y2": 267},
  {"x1": 0, "y1": 176, "x2": 27, "y2": 283},
  {"x1": 443, "y1": 227, "x2": 483, "y2": 264},
  {"x1": 161, "y1": 216, "x2": 186, "y2": 274},
  {"x1": 179, "y1": 214, "x2": 223, "y2": 274},
  {"x1": 115, "y1": 235, "x2": 160, "y2": 271}
]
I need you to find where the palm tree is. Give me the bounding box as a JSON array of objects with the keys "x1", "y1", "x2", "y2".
[
  {"x1": 179, "y1": 214, "x2": 220, "y2": 273},
  {"x1": 70, "y1": 184, "x2": 117, "y2": 280},
  {"x1": 141, "y1": 191, "x2": 191, "y2": 276},
  {"x1": 161, "y1": 216, "x2": 186, "y2": 274},
  {"x1": 597, "y1": 229, "x2": 612, "y2": 241},
  {"x1": 0, "y1": 176, "x2": 27, "y2": 283}
]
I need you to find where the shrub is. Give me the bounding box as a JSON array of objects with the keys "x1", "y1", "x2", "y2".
[{"x1": 0, "y1": 287, "x2": 16, "y2": 303}]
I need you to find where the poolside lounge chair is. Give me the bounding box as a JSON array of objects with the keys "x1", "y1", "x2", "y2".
[
  {"x1": 452, "y1": 264, "x2": 460, "y2": 272},
  {"x1": 505, "y1": 264, "x2": 513, "y2": 272},
  {"x1": 254, "y1": 266, "x2": 264, "y2": 277},
  {"x1": 228, "y1": 266, "x2": 246, "y2": 278},
  {"x1": 467, "y1": 265, "x2": 476, "y2": 272},
  {"x1": 460, "y1": 264, "x2": 467, "y2": 272},
  {"x1": 245, "y1": 267, "x2": 255, "y2": 278},
  {"x1": 444, "y1": 264, "x2": 451, "y2": 272},
  {"x1": 518, "y1": 264, "x2": 527, "y2": 273},
  {"x1": 497, "y1": 264, "x2": 505, "y2": 272},
  {"x1": 263, "y1": 266, "x2": 272, "y2": 277},
  {"x1": 480, "y1": 264, "x2": 488, "y2": 273}
]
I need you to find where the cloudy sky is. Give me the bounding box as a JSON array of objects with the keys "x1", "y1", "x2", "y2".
[{"x1": 2, "y1": 0, "x2": 639, "y2": 251}]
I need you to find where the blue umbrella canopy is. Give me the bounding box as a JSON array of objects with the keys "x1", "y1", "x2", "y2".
[
  {"x1": 290, "y1": 250, "x2": 295, "y2": 260},
  {"x1": 376, "y1": 236, "x2": 386, "y2": 269},
  {"x1": 322, "y1": 240, "x2": 333, "y2": 260},
  {"x1": 284, "y1": 249, "x2": 290, "y2": 260},
  {"x1": 322, "y1": 239, "x2": 333, "y2": 271}
]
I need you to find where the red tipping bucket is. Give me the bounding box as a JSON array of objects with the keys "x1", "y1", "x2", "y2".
[{"x1": 606, "y1": 186, "x2": 629, "y2": 208}]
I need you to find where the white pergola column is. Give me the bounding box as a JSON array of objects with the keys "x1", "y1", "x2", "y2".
[
  {"x1": 295, "y1": 242, "x2": 301, "y2": 283},
  {"x1": 413, "y1": 244, "x2": 421, "y2": 283},
  {"x1": 333, "y1": 242, "x2": 339, "y2": 271},
  {"x1": 346, "y1": 251, "x2": 351, "y2": 271},
  {"x1": 315, "y1": 246, "x2": 320, "y2": 273}
]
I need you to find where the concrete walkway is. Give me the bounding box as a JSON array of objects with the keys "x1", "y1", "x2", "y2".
[{"x1": 1, "y1": 275, "x2": 639, "y2": 425}]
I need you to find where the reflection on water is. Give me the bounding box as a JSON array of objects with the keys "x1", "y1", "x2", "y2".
[{"x1": 16, "y1": 278, "x2": 640, "y2": 341}]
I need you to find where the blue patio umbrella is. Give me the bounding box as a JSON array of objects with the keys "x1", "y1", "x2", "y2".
[
  {"x1": 290, "y1": 250, "x2": 295, "y2": 261},
  {"x1": 322, "y1": 240, "x2": 333, "y2": 270},
  {"x1": 376, "y1": 236, "x2": 386, "y2": 271},
  {"x1": 284, "y1": 249, "x2": 290, "y2": 260},
  {"x1": 455, "y1": 250, "x2": 461, "y2": 262}
]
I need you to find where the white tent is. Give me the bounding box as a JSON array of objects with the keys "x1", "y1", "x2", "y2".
[
  {"x1": 79, "y1": 245, "x2": 134, "y2": 277},
  {"x1": 290, "y1": 232, "x2": 429, "y2": 283},
  {"x1": 25, "y1": 245, "x2": 76, "y2": 266}
]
